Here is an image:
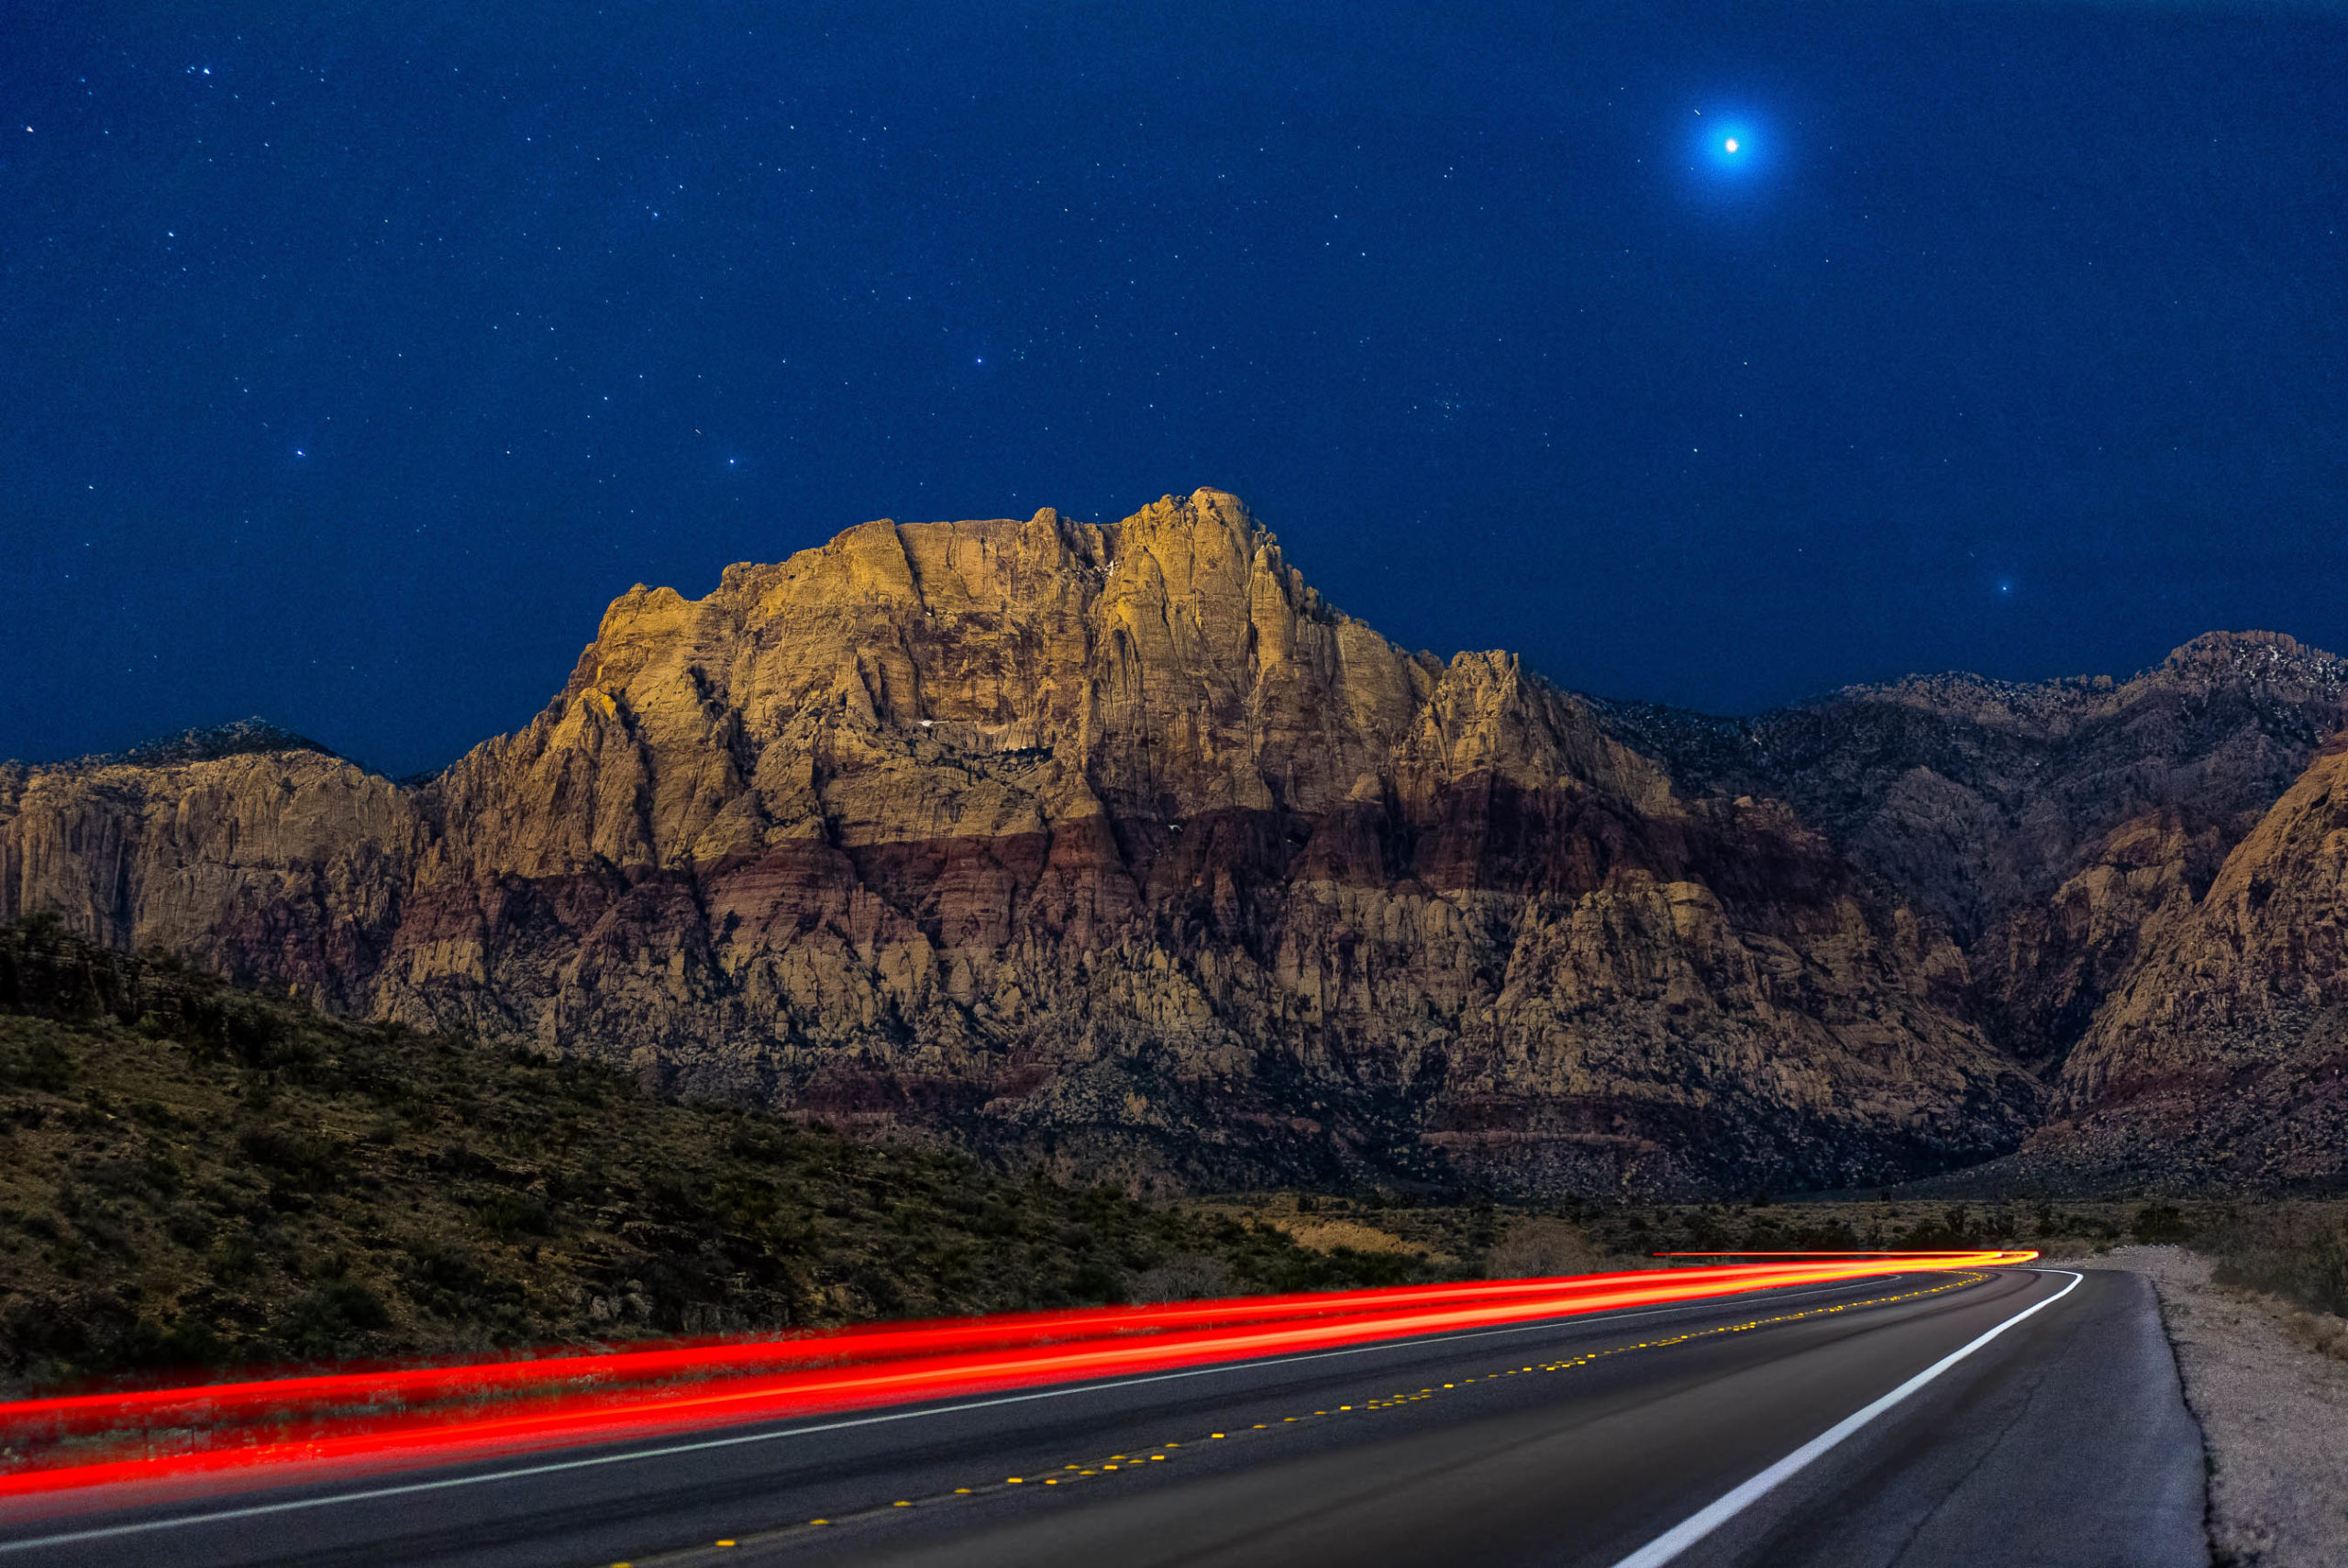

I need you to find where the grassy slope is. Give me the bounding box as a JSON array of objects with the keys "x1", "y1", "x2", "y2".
[{"x1": 0, "y1": 922, "x2": 1434, "y2": 1390}]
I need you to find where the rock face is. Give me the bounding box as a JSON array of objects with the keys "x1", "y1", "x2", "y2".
[
  {"x1": 0, "y1": 731, "x2": 421, "y2": 1011},
  {"x1": 13, "y1": 490, "x2": 2345, "y2": 1196},
  {"x1": 1596, "y1": 631, "x2": 2348, "y2": 1066},
  {"x1": 0, "y1": 491, "x2": 2044, "y2": 1198},
  {"x1": 2028, "y1": 734, "x2": 2348, "y2": 1191}
]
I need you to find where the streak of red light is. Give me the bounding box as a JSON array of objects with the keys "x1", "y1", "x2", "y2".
[{"x1": 0, "y1": 1252, "x2": 2034, "y2": 1507}]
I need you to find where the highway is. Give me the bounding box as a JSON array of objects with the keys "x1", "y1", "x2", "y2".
[{"x1": 0, "y1": 1266, "x2": 2206, "y2": 1568}]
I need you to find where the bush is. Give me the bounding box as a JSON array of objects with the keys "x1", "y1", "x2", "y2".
[
  {"x1": 237, "y1": 1129, "x2": 341, "y2": 1193},
  {"x1": 2198, "y1": 1206, "x2": 2348, "y2": 1319},
  {"x1": 1486, "y1": 1218, "x2": 1607, "y2": 1279},
  {"x1": 274, "y1": 1280, "x2": 393, "y2": 1358},
  {"x1": 0, "y1": 1036, "x2": 74, "y2": 1093},
  {"x1": 473, "y1": 1192, "x2": 553, "y2": 1241},
  {"x1": 1130, "y1": 1253, "x2": 1236, "y2": 1302}
]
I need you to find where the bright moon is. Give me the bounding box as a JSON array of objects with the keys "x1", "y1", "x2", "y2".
[{"x1": 1723, "y1": 138, "x2": 1739, "y2": 153}]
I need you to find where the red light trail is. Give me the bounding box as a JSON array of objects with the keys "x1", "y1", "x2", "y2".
[{"x1": 0, "y1": 1253, "x2": 2032, "y2": 1510}]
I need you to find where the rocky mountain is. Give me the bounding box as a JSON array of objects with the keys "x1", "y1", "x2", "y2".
[
  {"x1": 1595, "y1": 631, "x2": 2348, "y2": 1066},
  {"x1": 0, "y1": 735, "x2": 421, "y2": 1010},
  {"x1": 1, "y1": 491, "x2": 2045, "y2": 1200},
  {"x1": 2021, "y1": 734, "x2": 2348, "y2": 1192},
  {"x1": 6, "y1": 489, "x2": 2341, "y2": 1197}
]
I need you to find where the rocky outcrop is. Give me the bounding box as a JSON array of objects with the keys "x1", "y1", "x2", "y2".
[
  {"x1": 2025, "y1": 735, "x2": 2348, "y2": 1190},
  {"x1": 1600, "y1": 634, "x2": 2348, "y2": 1194},
  {"x1": 0, "y1": 491, "x2": 2040, "y2": 1198},
  {"x1": 0, "y1": 734, "x2": 422, "y2": 1011},
  {"x1": 1597, "y1": 631, "x2": 2348, "y2": 1065},
  {"x1": 1967, "y1": 810, "x2": 2233, "y2": 1069}
]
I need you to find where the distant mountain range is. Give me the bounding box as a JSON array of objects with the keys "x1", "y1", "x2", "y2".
[{"x1": 7, "y1": 489, "x2": 2342, "y2": 1198}]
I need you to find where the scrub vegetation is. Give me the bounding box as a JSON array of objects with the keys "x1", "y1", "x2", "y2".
[
  {"x1": 2189, "y1": 1204, "x2": 2348, "y2": 1326},
  {"x1": 13, "y1": 913, "x2": 2342, "y2": 1397},
  {"x1": 1211, "y1": 1188, "x2": 2348, "y2": 1317},
  {"x1": 0, "y1": 921, "x2": 1431, "y2": 1391}
]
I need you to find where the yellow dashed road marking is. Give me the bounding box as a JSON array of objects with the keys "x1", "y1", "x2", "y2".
[{"x1": 612, "y1": 1274, "x2": 1986, "y2": 1566}]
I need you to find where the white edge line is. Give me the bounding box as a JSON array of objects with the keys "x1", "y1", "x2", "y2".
[
  {"x1": 0, "y1": 1275, "x2": 1922, "y2": 1554},
  {"x1": 1604, "y1": 1268, "x2": 2086, "y2": 1568}
]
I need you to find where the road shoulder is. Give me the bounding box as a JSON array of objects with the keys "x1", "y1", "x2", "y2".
[{"x1": 2054, "y1": 1245, "x2": 2348, "y2": 1568}]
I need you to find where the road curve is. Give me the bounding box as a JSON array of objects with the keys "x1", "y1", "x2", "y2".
[{"x1": 0, "y1": 1267, "x2": 2205, "y2": 1568}]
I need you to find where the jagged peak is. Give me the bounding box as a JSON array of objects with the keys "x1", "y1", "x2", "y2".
[
  {"x1": 2157, "y1": 627, "x2": 2338, "y2": 673},
  {"x1": 598, "y1": 490, "x2": 1272, "y2": 633},
  {"x1": 1109, "y1": 486, "x2": 1269, "y2": 553},
  {"x1": 1726, "y1": 628, "x2": 2344, "y2": 731},
  {"x1": 1582, "y1": 626, "x2": 2348, "y2": 809}
]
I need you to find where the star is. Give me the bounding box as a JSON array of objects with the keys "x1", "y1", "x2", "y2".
[{"x1": 1723, "y1": 138, "x2": 1739, "y2": 154}]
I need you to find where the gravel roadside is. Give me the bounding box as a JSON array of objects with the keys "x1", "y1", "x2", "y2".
[{"x1": 2050, "y1": 1245, "x2": 2348, "y2": 1568}]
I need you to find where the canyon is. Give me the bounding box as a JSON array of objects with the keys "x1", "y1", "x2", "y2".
[{"x1": 6, "y1": 490, "x2": 2343, "y2": 1198}]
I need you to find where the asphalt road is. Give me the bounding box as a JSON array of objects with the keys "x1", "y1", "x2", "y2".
[{"x1": 0, "y1": 1266, "x2": 2207, "y2": 1568}]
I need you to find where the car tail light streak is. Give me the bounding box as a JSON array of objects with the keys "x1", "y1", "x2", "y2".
[{"x1": 0, "y1": 1251, "x2": 2032, "y2": 1507}]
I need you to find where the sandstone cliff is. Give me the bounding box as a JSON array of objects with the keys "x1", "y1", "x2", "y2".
[
  {"x1": 0, "y1": 723, "x2": 421, "y2": 1010},
  {"x1": 0, "y1": 491, "x2": 2040, "y2": 1198}
]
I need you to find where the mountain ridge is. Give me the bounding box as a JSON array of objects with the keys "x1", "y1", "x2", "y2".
[{"x1": 6, "y1": 491, "x2": 2341, "y2": 1197}]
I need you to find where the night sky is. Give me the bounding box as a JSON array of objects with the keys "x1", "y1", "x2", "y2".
[{"x1": 6, "y1": 2, "x2": 2344, "y2": 778}]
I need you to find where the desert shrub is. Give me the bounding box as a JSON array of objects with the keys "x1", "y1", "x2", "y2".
[
  {"x1": 2278, "y1": 1309, "x2": 2348, "y2": 1362},
  {"x1": 404, "y1": 1244, "x2": 488, "y2": 1296},
  {"x1": 273, "y1": 1280, "x2": 392, "y2": 1358},
  {"x1": 162, "y1": 1206, "x2": 214, "y2": 1249},
  {"x1": 726, "y1": 1124, "x2": 792, "y2": 1165},
  {"x1": 2200, "y1": 1206, "x2": 2348, "y2": 1320},
  {"x1": 1130, "y1": 1253, "x2": 1236, "y2": 1302},
  {"x1": 0, "y1": 1033, "x2": 74, "y2": 1093},
  {"x1": 1486, "y1": 1218, "x2": 1606, "y2": 1278},
  {"x1": 1060, "y1": 1259, "x2": 1123, "y2": 1303},
  {"x1": 151, "y1": 1315, "x2": 231, "y2": 1369},
  {"x1": 208, "y1": 1231, "x2": 260, "y2": 1283},
  {"x1": 472, "y1": 1192, "x2": 553, "y2": 1241},
  {"x1": 236, "y1": 1129, "x2": 342, "y2": 1193}
]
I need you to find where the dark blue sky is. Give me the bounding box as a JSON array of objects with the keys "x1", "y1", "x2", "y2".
[{"x1": 6, "y1": 1, "x2": 2344, "y2": 777}]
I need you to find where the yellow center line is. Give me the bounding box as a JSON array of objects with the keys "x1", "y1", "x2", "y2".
[{"x1": 607, "y1": 1274, "x2": 1986, "y2": 1567}]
